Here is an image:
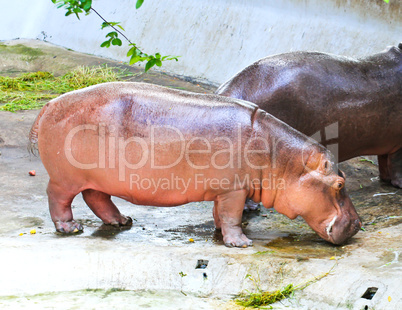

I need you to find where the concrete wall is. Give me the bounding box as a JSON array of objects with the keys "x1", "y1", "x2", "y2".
[{"x1": 0, "y1": 0, "x2": 401, "y2": 84}]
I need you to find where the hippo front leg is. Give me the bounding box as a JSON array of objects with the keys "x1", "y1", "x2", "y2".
[{"x1": 214, "y1": 190, "x2": 253, "y2": 248}]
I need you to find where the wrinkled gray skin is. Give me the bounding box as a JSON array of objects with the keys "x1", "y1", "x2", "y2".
[{"x1": 217, "y1": 43, "x2": 402, "y2": 188}]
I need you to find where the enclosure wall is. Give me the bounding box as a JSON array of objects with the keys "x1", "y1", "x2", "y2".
[{"x1": 1, "y1": 0, "x2": 401, "y2": 84}]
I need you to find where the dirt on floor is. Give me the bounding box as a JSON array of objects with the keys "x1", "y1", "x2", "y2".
[{"x1": 0, "y1": 39, "x2": 400, "y2": 310}]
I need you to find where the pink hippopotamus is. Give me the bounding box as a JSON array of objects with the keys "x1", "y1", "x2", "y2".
[
  {"x1": 30, "y1": 82, "x2": 361, "y2": 247},
  {"x1": 216, "y1": 43, "x2": 402, "y2": 188}
]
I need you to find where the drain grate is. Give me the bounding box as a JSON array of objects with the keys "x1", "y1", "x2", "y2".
[
  {"x1": 196, "y1": 259, "x2": 209, "y2": 269},
  {"x1": 361, "y1": 287, "x2": 378, "y2": 300}
]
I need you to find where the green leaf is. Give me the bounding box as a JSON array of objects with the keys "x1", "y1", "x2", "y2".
[
  {"x1": 100, "y1": 40, "x2": 111, "y2": 48},
  {"x1": 162, "y1": 55, "x2": 180, "y2": 61},
  {"x1": 101, "y1": 21, "x2": 124, "y2": 30},
  {"x1": 129, "y1": 55, "x2": 141, "y2": 65},
  {"x1": 145, "y1": 59, "x2": 156, "y2": 72},
  {"x1": 155, "y1": 53, "x2": 161, "y2": 59},
  {"x1": 82, "y1": 0, "x2": 92, "y2": 11},
  {"x1": 383, "y1": 0, "x2": 389, "y2": 3},
  {"x1": 127, "y1": 46, "x2": 138, "y2": 57},
  {"x1": 112, "y1": 38, "x2": 122, "y2": 46},
  {"x1": 136, "y1": 0, "x2": 144, "y2": 9},
  {"x1": 155, "y1": 59, "x2": 162, "y2": 67},
  {"x1": 116, "y1": 24, "x2": 125, "y2": 31},
  {"x1": 106, "y1": 31, "x2": 118, "y2": 38}
]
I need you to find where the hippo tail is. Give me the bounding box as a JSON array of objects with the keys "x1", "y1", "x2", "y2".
[{"x1": 28, "y1": 102, "x2": 49, "y2": 156}]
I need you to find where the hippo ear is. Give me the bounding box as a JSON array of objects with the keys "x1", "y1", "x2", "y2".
[
  {"x1": 305, "y1": 152, "x2": 321, "y2": 171},
  {"x1": 318, "y1": 156, "x2": 332, "y2": 175},
  {"x1": 305, "y1": 153, "x2": 332, "y2": 175}
]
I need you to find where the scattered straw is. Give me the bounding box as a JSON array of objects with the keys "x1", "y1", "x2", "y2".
[
  {"x1": 236, "y1": 263, "x2": 337, "y2": 308},
  {"x1": 0, "y1": 66, "x2": 127, "y2": 112}
]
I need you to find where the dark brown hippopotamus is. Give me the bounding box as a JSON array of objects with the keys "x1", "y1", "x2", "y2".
[
  {"x1": 216, "y1": 43, "x2": 402, "y2": 188},
  {"x1": 29, "y1": 82, "x2": 361, "y2": 246}
]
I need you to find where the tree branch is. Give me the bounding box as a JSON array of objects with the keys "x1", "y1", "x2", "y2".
[{"x1": 90, "y1": 7, "x2": 144, "y2": 54}]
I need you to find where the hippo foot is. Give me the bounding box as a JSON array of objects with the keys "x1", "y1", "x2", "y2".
[
  {"x1": 55, "y1": 220, "x2": 83, "y2": 234},
  {"x1": 105, "y1": 215, "x2": 133, "y2": 228},
  {"x1": 223, "y1": 233, "x2": 253, "y2": 248},
  {"x1": 391, "y1": 178, "x2": 402, "y2": 188},
  {"x1": 244, "y1": 199, "x2": 260, "y2": 212}
]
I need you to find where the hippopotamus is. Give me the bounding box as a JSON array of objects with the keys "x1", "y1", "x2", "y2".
[
  {"x1": 216, "y1": 43, "x2": 402, "y2": 188},
  {"x1": 29, "y1": 82, "x2": 361, "y2": 246}
]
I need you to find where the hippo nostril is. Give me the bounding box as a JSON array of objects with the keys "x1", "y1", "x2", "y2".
[
  {"x1": 353, "y1": 219, "x2": 362, "y2": 233},
  {"x1": 355, "y1": 219, "x2": 362, "y2": 228}
]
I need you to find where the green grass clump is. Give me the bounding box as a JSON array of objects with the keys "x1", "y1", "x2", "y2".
[
  {"x1": 236, "y1": 263, "x2": 336, "y2": 308},
  {"x1": 236, "y1": 283, "x2": 294, "y2": 308},
  {"x1": 0, "y1": 66, "x2": 124, "y2": 112}
]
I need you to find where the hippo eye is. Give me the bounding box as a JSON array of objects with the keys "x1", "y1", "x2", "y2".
[{"x1": 338, "y1": 182, "x2": 343, "y2": 189}]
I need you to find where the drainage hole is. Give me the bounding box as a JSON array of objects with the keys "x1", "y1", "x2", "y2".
[
  {"x1": 361, "y1": 287, "x2": 378, "y2": 300},
  {"x1": 196, "y1": 259, "x2": 209, "y2": 269}
]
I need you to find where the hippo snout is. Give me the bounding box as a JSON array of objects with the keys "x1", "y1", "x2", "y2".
[{"x1": 329, "y1": 216, "x2": 361, "y2": 245}]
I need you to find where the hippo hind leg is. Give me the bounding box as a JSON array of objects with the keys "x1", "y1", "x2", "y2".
[
  {"x1": 244, "y1": 198, "x2": 260, "y2": 211},
  {"x1": 378, "y1": 149, "x2": 402, "y2": 188},
  {"x1": 47, "y1": 180, "x2": 83, "y2": 233},
  {"x1": 81, "y1": 189, "x2": 133, "y2": 227},
  {"x1": 214, "y1": 189, "x2": 253, "y2": 248},
  {"x1": 388, "y1": 149, "x2": 402, "y2": 188},
  {"x1": 378, "y1": 154, "x2": 391, "y2": 182}
]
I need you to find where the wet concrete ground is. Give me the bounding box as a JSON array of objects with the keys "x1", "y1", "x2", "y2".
[{"x1": 0, "y1": 40, "x2": 401, "y2": 309}]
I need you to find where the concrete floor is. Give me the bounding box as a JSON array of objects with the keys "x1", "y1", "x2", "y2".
[{"x1": 0, "y1": 40, "x2": 401, "y2": 309}]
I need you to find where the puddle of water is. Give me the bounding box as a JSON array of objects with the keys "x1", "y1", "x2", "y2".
[
  {"x1": 90, "y1": 224, "x2": 133, "y2": 240},
  {"x1": 265, "y1": 233, "x2": 345, "y2": 259},
  {"x1": 363, "y1": 249, "x2": 402, "y2": 270},
  {"x1": 0, "y1": 214, "x2": 44, "y2": 234},
  {"x1": 163, "y1": 220, "x2": 225, "y2": 245},
  {"x1": 165, "y1": 221, "x2": 216, "y2": 238}
]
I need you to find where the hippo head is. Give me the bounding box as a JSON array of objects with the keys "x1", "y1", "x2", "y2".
[{"x1": 274, "y1": 150, "x2": 361, "y2": 245}]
